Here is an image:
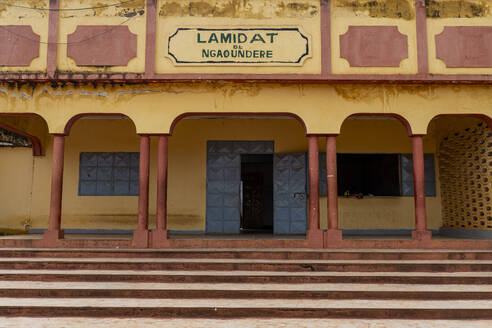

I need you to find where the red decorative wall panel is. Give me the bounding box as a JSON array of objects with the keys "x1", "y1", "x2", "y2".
[
  {"x1": 0, "y1": 26, "x2": 40, "y2": 66},
  {"x1": 67, "y1": 26, "x2": 137, "y2": 66},
  {"x1": 340, "y1": 26, "x2": 408, "y2": 67},
  {"x1": 436, "y1": 26, "x2": 492, "y2": 68}
]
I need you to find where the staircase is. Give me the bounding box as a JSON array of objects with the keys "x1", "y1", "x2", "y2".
[{"x1": 0, "y1": 248, "x2": 490, "y2": 320}]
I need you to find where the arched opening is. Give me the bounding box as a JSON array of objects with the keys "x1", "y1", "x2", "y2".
[
  {"x1": 333, "y1": 114, "x2": 438, "y2": 240},
  {"x1": 427, "y1": 115, "x2": 492, "y2": 239},
  {"x1": 0, "y1": 114, "x2": 49, "y2": 238},
  {"x1": 168, "y1": 113, "x2": 314, "y2": 239},
  {"x1": 60, "y1": 114, "x2": 140, "y2": 239}
]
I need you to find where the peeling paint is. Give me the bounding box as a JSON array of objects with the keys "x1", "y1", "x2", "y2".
[
  {"x1": 20, "y1": 92, "x2": 31, "y2": 100},
  {"x1": 215, "y1": 82, "x2": 263, "y2": 98},
  {"x1": 334, "y1": 0, "x2": 414, "y2": 20},
  {"x1": 159, "y1": 0, "x2": 319, "y2": 19},
  {"x1": 0, "y1": 0, "x2": 48, "y2": 18},
  {"x1": 115, "y1": 89, "x2": 170, "y2": 100},
  {"x1": 79, "y1": 90, "x2": 108, "y2": 97},
  {"x1": 334, "y1": 84, "x2": 384, "y2": 103},
  {"x1": 385, "y1": 85, "x2": 439, "y2": 101},
  {"x1": 60, "y1": 0, "x2": 146, "y2": 18},
  {"x1": 426, "y1": 0, "x2": 490, "y2": 18}
]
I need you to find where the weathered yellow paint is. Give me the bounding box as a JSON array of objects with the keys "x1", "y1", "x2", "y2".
[
  {"x1": 426, "y1": 0, "x2": 491, "y2": 18},
  {"x1": 1, "y1": 82, "x2": 492, "y2": 136},
  {"x1": 0, "y1": 117, "x2": 442, "y2": 231},
  {"x1": 0, "y1": 0, "x2": 49, "y2": 72},
  {"x1": 57, "y1": 0, "x2": 146, "y2": 73},
  {"x1": 159, "y1": 0, "x2": 320, "y2": 19},
  {"x1": 155, "y1": 0, "x2": 322, "y2": 74},
  {"x1": 331, "y1": 0, "x2": 418, "y2": 74},
  {"x1": 334, "y1": 0, "x2": 415, "y2": 20},
  {"x1": 0, "y1": 148, "x2": 34, "y2": 230},
  {"x1": 3, "y1": 0, "x2": 492, "y2": 76}
]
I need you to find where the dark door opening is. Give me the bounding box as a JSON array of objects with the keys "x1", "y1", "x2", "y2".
[{"x1": 240, "y1": 154, "x2": 274, "y2": 233}]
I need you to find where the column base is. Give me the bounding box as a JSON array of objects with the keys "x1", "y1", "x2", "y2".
[
  {"x1": 323, "y1": 229, "x2": 343, "y2": 248},
  {"x1": 43, "y1": 230, "x2": 64, "y2": 247},
  {"x1": 132, "y1": 229, "x2": 150, "y2": 248},
  {"x1": 412, "y1": 229, "x2": 432, "y2": 242},
  {"x1": 306, "y1": 229, "x2": 323, "y2": 248},
  {"x1": 150, "y1": 229, "x2": 170, "y2": 248}
]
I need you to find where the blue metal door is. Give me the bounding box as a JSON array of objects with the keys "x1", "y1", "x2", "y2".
[
  {"x1": 206, "y1": 152, "x2": 241, "y2": 233},
  {"x1": 273, "y1": 153, "x2": 307, "y2": 234},
  {"x1": 206, "y1": 141, "x2": 274, "y2": 234}
]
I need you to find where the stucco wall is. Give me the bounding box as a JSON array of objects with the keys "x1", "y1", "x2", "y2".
[{"x1": 0, "y1": 148, "x2": 34, "y2": 231}]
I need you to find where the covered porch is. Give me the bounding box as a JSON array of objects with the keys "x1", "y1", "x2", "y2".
[{"x1": 0, "y1": 83, "x2": 491, "y2": 249}]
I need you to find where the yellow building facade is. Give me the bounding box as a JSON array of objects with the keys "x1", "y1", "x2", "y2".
[{"x1": 0, "y1": 0, "x2": 491, "y2": 248}]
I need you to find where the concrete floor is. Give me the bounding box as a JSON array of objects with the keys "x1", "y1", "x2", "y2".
[
  {"x1": 0, "y1": 233, "x2": 487, "y2": 241},
  {"x1": 0, "y1": 318, "x2": 490, "y2": 328}
]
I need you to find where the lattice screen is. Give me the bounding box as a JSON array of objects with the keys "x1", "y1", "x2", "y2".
[{"x1": 439, "y1": 122, "x2": 492, "y2": 230}]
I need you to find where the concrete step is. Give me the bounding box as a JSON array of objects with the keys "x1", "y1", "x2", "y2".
[
  {"x1": 1, "y1": 248, "x2": 491, "y2": 260},
  {"x1": 0, "y1": 249, "x2": 490, "y2": 320},
  {"x1": 0, "y1": 269, "x2": 490, "y2": 284},
  {"x1": 4, "y1": 281, "x2": 490, "y2": 291},
  {"x1": 1, "y1": 258, "x2": 491, "y2": 272},
  {"x1": 0, "y1": 282, "x2": 490, "y2": 300},
  {"x1": 0, "y1": 298, "x2": 491, "y2": 319}
]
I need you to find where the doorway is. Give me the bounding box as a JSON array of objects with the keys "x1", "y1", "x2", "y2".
[
  {"x1": 205, "y1": 140, "x2": 306, "y2": 235},
  {"x1": 240, "y1": 154, "x2": 274, "y2": 233}
]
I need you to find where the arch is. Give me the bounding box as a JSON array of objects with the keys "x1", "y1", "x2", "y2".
[
  {"x1": 426, "y1": 114, "x2": 492, "y2": 134},
  {"x1": 64, "y1": 113, "x2": 137, "y2": 136},
  {"x1": 0, "y1": 121, "x2": 42, "y2": 156},
  {"x1": 169, "y1": 112, "x2": 308, "y2": 136},
  {"x1": 342, "y1": 113, "x2": 413, "y2": 137},
  {"x1": 0, "y1": 113, "x2": 50, "y2": 156}
]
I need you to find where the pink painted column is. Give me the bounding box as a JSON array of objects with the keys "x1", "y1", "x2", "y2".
[
  {"x1": 411, "y1": 135, "x2": 432, "y2": 241},
  {"x1": 43, "y1": 134, "x2": 65, "y2": 245},
  {"x1": 151, "y1": 135, "x2": 170, "y2": 247},
  {"x1": 133, "y1": 135, "x2": 150, "y2": 247},
  {"x1": 324, "y1": 135, "x2": 342, "y2": 247},
  {"x1": 307, "y1": 135, "x2": 323, "y2": 247}
]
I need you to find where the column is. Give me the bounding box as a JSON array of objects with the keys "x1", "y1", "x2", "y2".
[
  {"x1": 133, "y1": 135, "x2": 150, "y2": 247},
  {"x1": 43, "y1": 134, "x2": 65, "y2": 245},
  {"x1": 324, "y1": 135, "x2": 342, "y2": 246},
  {"x1": 151, "y1": 135, "x2": 170, "y2": 247},
  {"x1": 411, "y1": 135, "x2": 432, "y2": 241},
  {"x1": 307, "y1": 135, "x2": 323, "y2": 247}
]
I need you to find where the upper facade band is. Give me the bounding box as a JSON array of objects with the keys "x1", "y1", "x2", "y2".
[{"x1": 1, "y1": 0, "x2": 492, "y2": 82}]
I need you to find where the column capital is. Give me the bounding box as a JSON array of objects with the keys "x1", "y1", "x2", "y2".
[
  {"x1": 306, "y1": 134, "x2": 339, "y2": 137},
  {"x1": 140, "y1": 133, "x2": 171, "y2": 137}
]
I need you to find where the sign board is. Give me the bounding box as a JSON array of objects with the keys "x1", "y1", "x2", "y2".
[{"x1": 167, "y1": 27, "x2": 310, "y2": 66}]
